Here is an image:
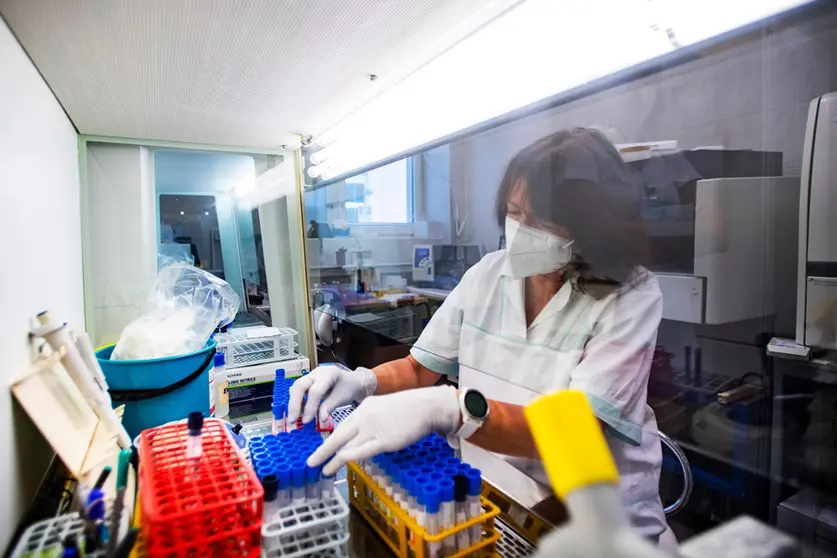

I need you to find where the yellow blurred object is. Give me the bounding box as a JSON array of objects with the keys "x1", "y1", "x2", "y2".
[{"x1": 523, "y1": 390, "x2": 619, "y2": 500}]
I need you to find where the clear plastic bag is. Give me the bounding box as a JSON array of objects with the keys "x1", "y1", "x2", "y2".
[{"x1": 111, "y1": 264, "x2": 241, "y2": 360}]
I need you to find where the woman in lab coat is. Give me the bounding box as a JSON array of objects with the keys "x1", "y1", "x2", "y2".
[{"x1": 291, "y1": 128, "x2": 672, "y2": 545}]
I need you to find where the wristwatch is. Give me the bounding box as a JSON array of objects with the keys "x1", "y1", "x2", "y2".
[{"x1": 453, "y1": 388, "x2": 490, "y2": 440}]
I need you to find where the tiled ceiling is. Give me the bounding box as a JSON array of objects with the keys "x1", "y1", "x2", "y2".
[{"x1": 0, "y1": 0, "x2": 521, "y2": 148}]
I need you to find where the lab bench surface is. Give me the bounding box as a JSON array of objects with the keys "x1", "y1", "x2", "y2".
[{"x1": 336, "y1": 477, "x2": 401, "y2": 557}]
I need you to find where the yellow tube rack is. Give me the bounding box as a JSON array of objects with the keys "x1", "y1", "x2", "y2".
[{"x1": 347, "y1": 462, "x2": 502, "y2": 557}]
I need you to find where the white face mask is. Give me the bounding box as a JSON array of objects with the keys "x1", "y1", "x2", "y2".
[{"x1": 505, "y1": 217, "x2": 574, "y2": 279}]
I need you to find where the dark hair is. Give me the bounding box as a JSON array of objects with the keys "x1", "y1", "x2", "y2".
[{"x1": 495, "y1": 128, "x2": 649, "y2": 297}]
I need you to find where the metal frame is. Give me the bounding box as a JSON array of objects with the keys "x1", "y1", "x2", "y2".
[{"x1": 77, "y1": 135, "x2": 312, "y2": 354}]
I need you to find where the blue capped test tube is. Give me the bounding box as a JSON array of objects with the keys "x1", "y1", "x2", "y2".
[
  {"x1": 272, "y1": 402, "x2": 286, "y2": 434},
  {"x1": 403, "y1": 469, "x2": 420, "y2": 514},
  {"x1": 438, "y1": 478, "x2": 456, "y2": 555},
  {"x1": 423, "y1": 483, "x2": 442, "y2": 558},
  {"x1": 291, "y1": 461, "x2": 306, "y2": 505},
  {"x1": 410, "y1": 476, "x2": 431, "y2": 520},
  {"x1": 277, "y1": 464, "x2": 292, "y2": 508},
  {"x1": 306, "y1": 465, "x2": 321, "y2": 501},
  {"x1": 465, "y1": 468, "x2": 482, "y2": 543}
]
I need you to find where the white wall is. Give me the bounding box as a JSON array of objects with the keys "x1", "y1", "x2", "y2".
[{"x1": 0, "y1": 19, "x2": 82, "y2": 550}]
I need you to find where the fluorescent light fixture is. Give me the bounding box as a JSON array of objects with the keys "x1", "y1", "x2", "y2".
[
  {"x1": 314, "y1": 0, "x2": 810, "y2": 178},
  {"x1": 345, "y1": 201, "x2": 365, "y2": 209}
]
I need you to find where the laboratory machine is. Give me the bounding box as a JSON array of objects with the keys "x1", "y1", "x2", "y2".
[
  {"x1": 628, "y1": 149, "x2": 799, "y2": 325},
  {"x1": 412, "y1": 244, "x2": 482, "y2": 290},
  {"x1": 796, "y1": 91, "x2": 837, "y2": 351}
]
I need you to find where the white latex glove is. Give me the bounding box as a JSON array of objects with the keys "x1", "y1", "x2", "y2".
[
  {"x1": 307, "y1": 385, "x2": 461, "y2": 476},
  {"x1": 287, "y1": 363, "x2": 378, "y2": 425}
]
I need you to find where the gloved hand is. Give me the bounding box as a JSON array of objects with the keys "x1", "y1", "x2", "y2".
[
  {"x1": 287, "y1": 363, "x2": 378, "y2": 425},
  {"x1": 307, "y1": 385, "x2": 461, "y2": 476}
]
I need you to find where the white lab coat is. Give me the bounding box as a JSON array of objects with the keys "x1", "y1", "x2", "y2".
[{"x1": 410, "y1": 250, "x2": 668, "y2": 540}]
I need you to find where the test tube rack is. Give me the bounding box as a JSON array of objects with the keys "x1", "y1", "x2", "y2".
[
  {"x1": 215, "y1": 327, "x2": 298, "y2": 368},
  {"x1": 139, "y1": 418, "x2": 263, "y2": 557},
  {"x1": 261, "y1": 496, "x2": 350, "y2": 557},
  {"x1": 346, "y1": 434, "x2": 501, "y2": 558},
  {"x1": 10, "y1": 512, "x2": 109, "y2": 558},
  {"x1": 242, "y1": 418, "x2": 348, "y2": 556}
]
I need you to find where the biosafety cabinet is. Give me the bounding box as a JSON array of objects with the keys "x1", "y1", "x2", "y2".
[
  {"x1": 628, "y1": 150, "x2": 799, "y2": 326},
  {"x1": 797, "y1": 92, "x2": 837, "y2": 350}
]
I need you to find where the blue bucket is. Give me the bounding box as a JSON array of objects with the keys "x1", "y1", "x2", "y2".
[{"x1": 96, "y1": 339, "x2": 216, "y2": 438}]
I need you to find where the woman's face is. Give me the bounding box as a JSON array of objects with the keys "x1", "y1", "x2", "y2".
[{"x1": 506, "y1": 180, "x2": 573, "y2": 241}]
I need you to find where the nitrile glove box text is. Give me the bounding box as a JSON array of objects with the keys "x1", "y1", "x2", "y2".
[
  {"x1": 229, "y1": 396, "x2": 273, "y2": 419},
  {"x1": 227, "y1": 355, "x2": 309, "y2": 403}
]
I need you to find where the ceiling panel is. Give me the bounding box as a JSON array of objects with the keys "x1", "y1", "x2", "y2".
[{"x1": 0, "y1": 0, "x2": 520, "y2": 148}]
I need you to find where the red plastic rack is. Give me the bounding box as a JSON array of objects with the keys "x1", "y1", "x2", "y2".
[{"x1": 139, "y1": 418, "x2": 263, "y2": 557}]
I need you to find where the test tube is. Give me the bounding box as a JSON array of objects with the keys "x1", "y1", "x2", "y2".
[
  {"x1": 388, "y1": 457, "x2": 404, "y2": 501},
  {"x1": 277, "y1": 465, "x2": 292, "y2": 508},
  {"x1": 394, "y1": 469, "x2": 409, "y2": 509},
  {"x1": 272, "y1": 403, "x2": 286, "y2": 434},
  {"x1": 291, "y1": 462, "x2": 306, "y2": 505},
  {"x1": 262, "y1": 474, "x2": 279, "y2": 522},
  {"x1": 374, "y1": 455, "x2": 387, "y2": 490},
  {"x1": 453, "y1": 474, "x2": 470, "y2": 550},
  {"x1": 321, "y1": 473, "x2": 336, "y2": 499},
  {"x1": 413, "y1": 478, "x2": 429, "y2": 548},
  {"x1": 423, "y1": 484, "x2": 442, "y2": 558},
  {"x1": 403, "y1": 469, "x2": 420, "y2": 514},
  {"x1": 465, "y1": 468, "x2": 482, "y2": 543},
  {"x1": 185, "y1": 412, "x2": 203, "y2": 459},
  {"x1": 438, "y1": 479, "x2": 456, "y2": 555},
  {"x1": 306, "y1": 466, "x2": 321, "y2": 501},
  {"x1": 410, "y1": 477, "x2": 431, "y2": 519}
]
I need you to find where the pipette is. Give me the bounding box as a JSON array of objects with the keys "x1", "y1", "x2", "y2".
[{"x1": 31, "y1": 311, "x2": 131, "y2": 448}]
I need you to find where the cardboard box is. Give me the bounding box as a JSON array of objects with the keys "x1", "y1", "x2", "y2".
[{"x1": 227, "y1": 355, "x2": 310, "y2": 403}]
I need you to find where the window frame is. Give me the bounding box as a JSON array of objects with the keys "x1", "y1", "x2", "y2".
[{"x1": 343, "y1": 157, "x2": 416, "y2": 226}]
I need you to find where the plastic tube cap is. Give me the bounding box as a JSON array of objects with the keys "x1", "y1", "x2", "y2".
[
  {"x1": 262, "y1": 474, "x2": 279, "y2": 501},
  {"x1": 404, "y1": 469, "x2": 420, "y2": 495},
  {"x1": 277, "y1": 464, "x2": 291, "y2": 489},
  {"x1": 306, "y1": 465, "x2": 320, "y2": 484},
  {"x1": 187, "y1": 412, "x2": 203, "y2": 433},
  {"x1": 523, "y1": 390, "x2": 619, "y2": 500},
  {"x1": 214, "y1": 352, "x2": 225, "y2": 367},
  {"x1": 414, "y1": 477, "x2": 430, "y2": 503},
  {"x1": 439, "y1": 479, "x2": 455, "y2": 502},
  {"x1": 465, "y1": 469, "x2": 481, "y2": 497},
  {"x1": 423, "y1": 484, "x2": 441, "y2": 514}
]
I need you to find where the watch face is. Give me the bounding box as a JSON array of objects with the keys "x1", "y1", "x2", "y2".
[{"x1": 464, "y1": 390, "x2": 489, "y2": 419}]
